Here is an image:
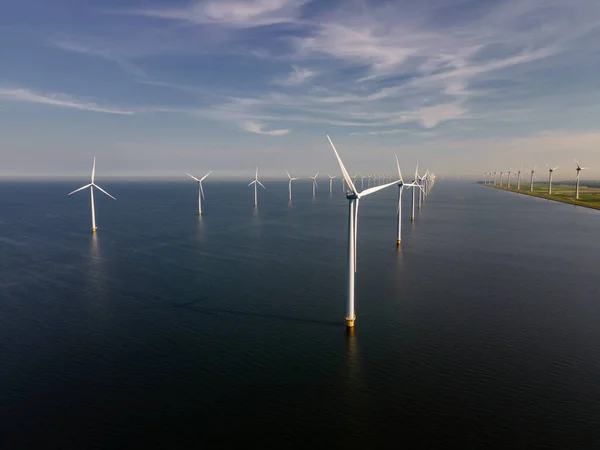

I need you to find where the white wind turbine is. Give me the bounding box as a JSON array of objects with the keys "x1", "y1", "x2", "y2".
[
  {"x1": 186, "y1": 170, "x2": 212, "y2": 215},
  {"x1": 507, "y1": 168, "x2": 512, "y2": 188},
  {"x1": 361, "y1": 174, "x2": 367, "y2": 190},
  {"x1": 311, "y1": 172, "x2": 319, "y2": 197},
  {"x1": 499, "y1": 171, "x2": 504, "y2": 187},
  {"x1": 546, "y1": 165, "x2": 559, "y2": 194},
  {"x1": 394, "y1": 155, "x2": 421, "y2": 245},
  {"x1": 68, "y1": 157, "x2": 116, "y2": 232},
  {"x1": 328, "y1": 174, "x2": 336, "y2": 194},
  {"x1": 529, "y1": 166, "x2": 536, "y2": 191},
  {"x1": 407, "y1": 161, "x2": 421, "y2": 222},
  {"x1": 327, "y1": 136, "x2": 399, "y2": 328},
  {"x1": 286, "y1": 170, "x2": 299, "y2": 201},
  {"x1": 516, "y1": 167, "x2": 522, "y2": 190},
  {"x1": 248, "y1": 167, "x2": 266, "y2": 206},
  {"x1": 574, "y1": 160, "x2": 589, "y2": 199}
]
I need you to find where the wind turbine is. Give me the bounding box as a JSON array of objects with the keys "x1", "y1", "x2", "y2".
[
  {"x1": 310, "y1": 172, "x2": 319, "y2": 197},
  {"x1": 575, "y1": 160, "x2": 589, "y2": 199},
  {"x1": 328, "y1": 174, "x2": 336, "y2": 194},
  {"x1": 529, "y1": 166, "x2": 536, "y2": 191},
  {"x1": 394, "y1": 155, "x2": 421, "y2": 245},
  {"x1": 507, "y1": 168, "x2": 512, "y2": 188},
  {"x1": 327, "y1": 136, "x2": 398, "y2": 328},
  {"x1": 499, "y1": 171, "x2": 504, "y2": 187},
  {"x1": 516, "y1": 167, "x2": 522, "y2": 190},
  {"x1": 68, "y1": 157, "x2": 116, "y2": 232},
  {"x1": 411, "y1": 163, "x2": 420, "y2": 221},
  {"x1": 187, "y1": 170, "x2": 212, "y2": 215},
  {"x1": 248, "y1": 167, "x2": 266, "y2": 206},
  {"x1": 286, "y1": 170, "x2": 299, "y2": 201},
  {"x1": 546, "y1": 165, "x2": 559, "y2": 194},
  {"x1": 361, "y1": 174, "x2": 367, "y2": 190}
]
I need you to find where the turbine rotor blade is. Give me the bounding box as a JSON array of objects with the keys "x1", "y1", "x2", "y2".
[
  {"x1": 187, "y1": 173, "x2": 201, "y2": 182},
  {"x1": 257, "y1": 180, "x2": 266, "y2": 190},
  {"x1": 326, "y1": 135, "x2": 357, "y2": 193},
  {"x1": 68, "y1": 183, "x2": 92, "y2": 196},
  {"x1": 200, "y1": 170, "x2": 212, "y2": 182},
  {"x1": 91, "y1": 157, "x2": 96, "y2": 183},
  {"x1": 248, "y1": 180, "x2": 256, "y2": 186},
  {"x1": 200, "y1": 182, "x2": 205, "y2": 199},
  {"x1": 395, "y1": 154, "x2": 404, "y2": 183},
  {"x1": 360, "y1": 180, "x2": 399, "y2": 198},
  {"x1": 92, "y1": 183, "x2": 116, "y2": 200}
]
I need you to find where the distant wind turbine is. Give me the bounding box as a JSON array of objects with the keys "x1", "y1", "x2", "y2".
[
  {"x1": 517, "y1": 167, "x2": 522, "y2": 190},
  {"x1": 546, "y1": 165, "x2": 559, "y2": 194},
  {"x1": 248, "y1": 167, "x2": 266, "y2": 206},
  {"x1": 311, "y1": 172, "x2": 319, "y2": 197},
  {"x1": 187, "y1": 170, "x2": 212, "y2": 215},
  {"x1": 68, "y1": 157, "x2": 115, "y2": 232},
  {"x1": 507, "y1": 168, "x2": 512, "y2": 188},
  {"x1": 529, "y1": 166, "x2": 536, "y2": 191},
  {"x1": 328, "y1": 174, "x2": 336, "y2": 194},
  {"x1": 574, "y1": 160, "x2": 589, "y2": 199},
  {"x1": 327, "y1": 135, "x2": 399, "y2": 328},
  {"x1": 394, "y1": 155, "x2": 421, "y2": 245},
  {"x1": 286, "y1": 170, "x2": 299, "y2": 201}
]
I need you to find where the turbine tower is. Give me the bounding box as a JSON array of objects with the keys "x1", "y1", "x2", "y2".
[
  {"x1": 499, "y1": 171, "x2": 504, "y2": 187},
  {"x1": 574, "y1": 160, "x2": 589, "y2": 199},
  {"x1": 530, "y1": 166, "x2": 536, "y2": 191},
  {"x1": 286, "y1": 170, "x2": 299, "y2": 201},
  {"x1": 517, "y1": 167, "x2": 522, "y2": 190},
  {"x1": 311, "y1": 172, "x2": 319, "y2": 197},
  {"x1": 248, "y1": 167, "x2": 266, "y2": 206},
  {"x1": 187, "y1": 170, "x2": 212, "y2": 215},
  {"x1": 327, "y1": 136, "x2": 398, "y2": 328},
  {"x1": 68, "y1": 157, "x2": 116, "y2": 232},
  {"x1": 507, "y1": 168, "x2": 512, "y2": 188},
  {"x1": 546, "y1": 165, "x2": 559, "y2": 195}
]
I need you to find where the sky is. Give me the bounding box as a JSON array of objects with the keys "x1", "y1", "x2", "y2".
[{"x1": 1, "y1": 0, "x2": 600, "y2": 180}]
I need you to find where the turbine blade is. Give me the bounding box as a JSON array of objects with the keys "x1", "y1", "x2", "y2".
[
  {"x1": 91, "y1": 157, "x2": 96, "y2": 183},
  {"x1": 187, "y1": 173, "x2": 201, "y2": 182},
  {"x1": 248, "y1": 180, "x2": 256, "y2": 186},
  {"x1": 200, "y1": 170, "x2": 212, "y2": 182},
  {"x1": 326, "y1": 135, "x2": 357, "y2": 193},
  {"x1": 68, "y1": 183, "x2": 92, "y2": 196},
  {"x1": 553, "y1": 166, "x2": 559, "y2": 171},
  {"x1": 286, "y1": 169, "x2": 291, "y2": 180},
  {"x1": 255, "y1": 167, "x2": 258, "y2": 180},
  {"x1": 92, "y1": 183, "x2": 116, "y2": 200},
  {"x1": 360, "y1": 180, "x2": 399, "y2": 197},
  {"x1": 257, "y1": 180, "x2": 266, "y2": 190},
  {"x1": 199, "y1": 182, "x2": 205, "y2": 199},
  {"x1": 395, "y1": 154, "x2": 403, "y2": 182}
]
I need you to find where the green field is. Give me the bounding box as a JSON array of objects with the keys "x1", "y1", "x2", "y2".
[{"x1": 484, "y1": 182, "x2": 600, "y2": 211}]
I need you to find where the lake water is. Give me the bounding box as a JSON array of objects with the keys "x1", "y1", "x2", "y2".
[{"x1": 1, "y1": 180, "x2": 599, "y2": 448}]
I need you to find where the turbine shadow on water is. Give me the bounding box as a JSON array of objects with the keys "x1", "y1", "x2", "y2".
[{"x1": 174, "y1": 301, "x2": 342, "y2": 328}]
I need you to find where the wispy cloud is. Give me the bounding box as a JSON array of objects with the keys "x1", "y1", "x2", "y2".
[
  {"x1": 131, "y1": 0, "x2": 310, "y2": 28},
  {"x1": 0, "y1": 88, "x2": 134, "y2": 115},
  {"x1": 273, "y1": 65, "x2": 316, "y2": 85},
  {"x1": 49, "y1": 40, "x2": 146, "y2": 77},
  {"x1": 242, "y1": 121, "x2": 290, "y2": 135}
]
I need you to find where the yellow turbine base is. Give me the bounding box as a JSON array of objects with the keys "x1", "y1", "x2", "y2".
[
  {"x1": 411, "y1": 217, "x2": 415, "y2": 221},
  {"x1": 91, "y1": 228, "x2": 97, "y2": 233},
  {"x1": 396, "y1": 239, "x2": 401, "y2": 245},
  {"x1": 198, "y1": 211, "x2": 202, "y2": 215},
  {"x1": 345, "y1": 317, "x2": 355, "y2": 328}
]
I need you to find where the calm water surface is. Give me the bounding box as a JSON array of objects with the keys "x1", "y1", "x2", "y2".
[{"x1": 1, "y1": 180, "x2": 599, "y2": 448}]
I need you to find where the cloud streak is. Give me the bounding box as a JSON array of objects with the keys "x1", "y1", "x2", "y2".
[
  {"x1": 242, "y1": 121, "x2": 290, "y2": 135},
  {"x1": 0, "y1": 88, "x2": 134, "y2": 115},
  {"x1": 132, "y1": 0, "x2": 310, "y2": 28}
]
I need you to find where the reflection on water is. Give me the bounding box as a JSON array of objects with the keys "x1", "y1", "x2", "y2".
[{"x1": 342, "y1": 327, "x2": 363, "y2": 412}]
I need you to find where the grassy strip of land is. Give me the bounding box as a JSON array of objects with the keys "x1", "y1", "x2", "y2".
[{"x1": 483, "y1": 183, "x2": 600, "y2": 211}]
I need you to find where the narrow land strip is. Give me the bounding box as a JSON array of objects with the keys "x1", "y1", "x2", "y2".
[{"x1": 483, "y1": 184, "x2": 600, "y2": 211}]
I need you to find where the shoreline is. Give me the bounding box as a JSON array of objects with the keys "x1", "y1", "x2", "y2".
[{"x1": 483, "y1": 184, "x2": 600, "y2": 211}]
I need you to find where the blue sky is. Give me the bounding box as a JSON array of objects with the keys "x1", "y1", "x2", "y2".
[{"x1": 1, "y1": 0, "x2": 600, "y2": 179}]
